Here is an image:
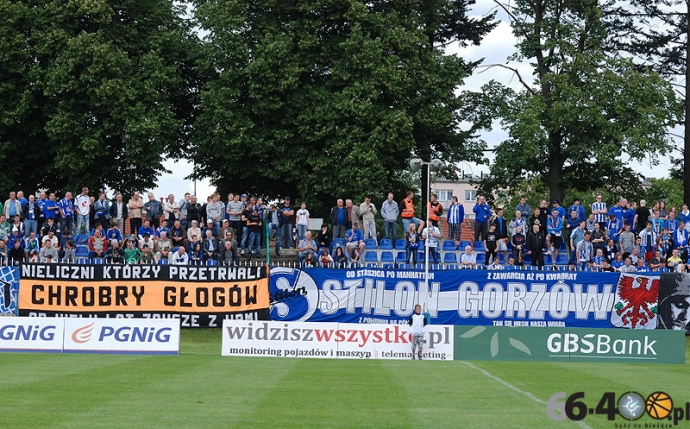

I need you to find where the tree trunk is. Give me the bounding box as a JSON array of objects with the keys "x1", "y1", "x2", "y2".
[{"x1": 548, "y1": 133, "x2": 564, "y2": 204}]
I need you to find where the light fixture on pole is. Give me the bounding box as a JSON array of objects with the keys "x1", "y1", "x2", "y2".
[{"x1": 409, "y1": 158, "x2": 443, "y2": 318}]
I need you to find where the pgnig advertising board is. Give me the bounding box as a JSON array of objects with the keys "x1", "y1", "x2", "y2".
[
  {"x1": 269, "y1": 267, "x2": 685, "y2": 332},
  {"x1": 18, "y1": 264, "x2": 270, "y2": 327}
]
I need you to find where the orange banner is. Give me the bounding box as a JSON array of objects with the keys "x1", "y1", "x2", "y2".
[{"x1": 19, "y1": 279, "x2": 269, "y2": 313}]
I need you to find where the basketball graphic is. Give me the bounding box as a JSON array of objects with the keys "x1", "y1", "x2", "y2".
[{"x1": 645, "y1": 391, "x2": 673, "y2": 419}]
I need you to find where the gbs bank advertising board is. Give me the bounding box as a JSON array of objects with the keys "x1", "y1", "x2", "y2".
[{"x1": 270, "y1": 267, "x2": 663, "y2": 330}]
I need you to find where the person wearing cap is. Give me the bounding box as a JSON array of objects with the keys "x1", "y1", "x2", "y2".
[
  {"x1": 280, "y1": 196, "x2": 295, "y2": 249},
  {"x1": 202, "y1": 218, "x2": 217, "y2": 239},
  {"x1": 218, "y1": 219, "x2": 232, "y2": 243},
  {"x1": 10, "y1": 215, "x2": 24, "y2": 239},
  {"x1": 7, "y1": 227, "x2": 22, "y2": 249},
  {"x1": 659, "y1": 273, "x2": 690, "y2": 334},
  {"x1": 550, "y1": 200, "x2": 566, "y2": 223}
]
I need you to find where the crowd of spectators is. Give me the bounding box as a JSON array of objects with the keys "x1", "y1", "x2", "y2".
[
  {"x1": 464, "y1": 194, "x2": 690, "y2": 273},
  {"x1": 0, "y1": 189, "x2": 273, "y2": 266},
  {"x1": 1, "y1": 187, "x2": 685, "y2": 273}
]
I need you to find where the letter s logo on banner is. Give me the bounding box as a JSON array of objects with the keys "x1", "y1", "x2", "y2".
[
  {"x1": 270, "y1": 267, "x2": 318, "y2": 322},
  {"x1": 72, "y1": 322, "x2": 95, "y2": 344}
]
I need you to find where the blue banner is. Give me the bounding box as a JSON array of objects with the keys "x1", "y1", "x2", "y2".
[
  {"x1": 0, "y1": 266, "x2": 19, "y2": 315},
  {"x1": 269, "y1": 267, "x2": 660, "y2": 329}
]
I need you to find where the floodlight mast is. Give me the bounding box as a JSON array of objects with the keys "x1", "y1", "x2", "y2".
[{"x1": 408, "y1": 158, "x2": 443, "y2": 315}]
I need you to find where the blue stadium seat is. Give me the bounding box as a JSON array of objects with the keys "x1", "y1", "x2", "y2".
[
  {"x1": 443, "y1": 252, "x2": 458, "y2": 264},
  {"x1": 158, "y1": 259, "x2": 169, "y2": 265},
  {"x1": 522, "y1": 253, "x2": 532, "y2": 264},
  {"x1": 395, "y1": 239, "x2": 407, "y2": 249},
  {"x1": 379, "y1": 239, "x2": 393, "y2": 250},
  {"x1": 364, "y1": 239, "x2": 377, "y2": 249},
  {"x1": 442, "y1": 240, "x2": 457, "y2": 251},
  {"x1": 544, "y1": 254, "x2": 553, "y2": 265},
  {"x1": 396, "y1": 251, "x2": 407, "y2": 264},
  {"x1": 398, "y1": 263, "x2": 410, "y2": 269},
  {"x1": 366, "y1": 262, "x2": 378, "y2": 268},
  {"x1": 475, "y1": 252, "x2": 486, "y2": 264},
  {"x1": 75, "y1": 234, "x2": 89, "y2": 245},
  {"x1": 364, "y1": 251, "x2": 379, "y2": 263},
  {"x1": 417, "y1": 251, "x2": 425, "y2": 262},
  {"x1": 559, "y1": 242, "x2": 567, "y2": 252},
  {"x1": 380, "y1": 251, "x2": 395, "y2": 264},
  {"x1": 497, "y1": 253, "x2": 505, "y2": 263},
  {"x1": 332, "y1": 238, "x2": 346, "y2": 249},
  {"x1": 76, "y1": 258, "x2": 89, "y2": 264},
  {"x1": 474, "y1": 241, "x2": 486, "y2": 251},
  {"x1": 556, "y1": 254, "x2": 569, "y2": 265},
  {"x1": 76, "y1": 246, "x2": 89, "y2": 257},
  {"x1": 459, "y1": 240, "x2": 472, "y2": 250}
]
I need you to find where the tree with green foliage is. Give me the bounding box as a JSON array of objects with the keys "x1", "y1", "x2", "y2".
[
  {"x1": 604, "y1": 0, "x2": 689, "y2": 203},
  {"x1": 191, "y1": 0, "x2": 496, "y2": 215},
  {"x1": 470, "y1": 0, "x2": 681, "y2": 205},
  {"x1": 0, "y1": 0, "x2": 198, "y2": 197}
]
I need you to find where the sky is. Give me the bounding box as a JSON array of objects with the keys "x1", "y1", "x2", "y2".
[{"x1": 150, "y1": 0, "x2": 679, "y2": 199}]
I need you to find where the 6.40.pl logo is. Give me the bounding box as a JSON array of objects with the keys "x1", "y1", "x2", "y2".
[{"x1": 547, "y1": 391, "x2": 686, "y2": 425}]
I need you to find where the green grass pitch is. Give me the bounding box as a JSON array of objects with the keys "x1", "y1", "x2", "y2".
[{"x1": 0, "y1": 329, "x2": 688, "y2": 429}]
